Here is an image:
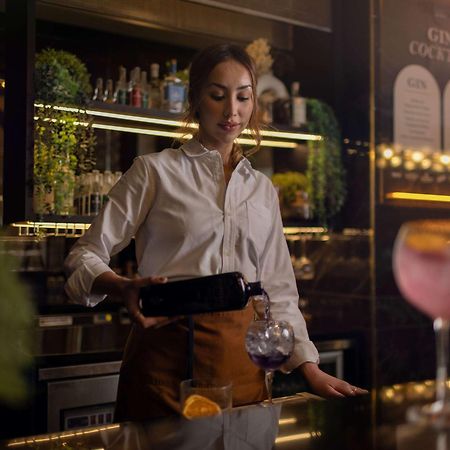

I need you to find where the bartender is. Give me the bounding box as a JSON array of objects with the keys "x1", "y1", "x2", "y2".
[{"x1": 64, "y1": 43, "x2": 366, "y2": 421}]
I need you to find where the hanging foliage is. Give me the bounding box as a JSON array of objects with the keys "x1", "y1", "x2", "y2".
[
  {"x1": 34, "y1": 49, "x2": 96, "y2": 215},
  {"x1": 306, "y1": 99, "x2": 346, "y2": 227}
]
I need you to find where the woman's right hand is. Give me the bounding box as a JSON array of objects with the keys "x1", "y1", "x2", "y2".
[
  {"x1": 92, "y1": 272, "x2": 171, "y2": 329},
  {"x1": 121, "y1": 275, "x2": 170, "y2": 328}
]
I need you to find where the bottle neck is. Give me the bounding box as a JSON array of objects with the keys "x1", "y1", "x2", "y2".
[{"x1": 246, "y1": 281, "x2": 264, "y2": 298}]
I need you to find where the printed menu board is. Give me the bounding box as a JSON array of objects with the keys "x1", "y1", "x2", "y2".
[{"x1": 377, "y1": 0, "x2": 450, "y2": 205}]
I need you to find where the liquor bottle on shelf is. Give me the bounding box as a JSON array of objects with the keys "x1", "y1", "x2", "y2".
[
  {"x1": 102, "y1": 170, "x2": 114, "y2": 204},
  {"x1": 114, "y1": 66, "x2": 128, "y2": 105},
  {"x1": 140, "y1": 272, "x2": 264, "y2": 317},
  {"x1": 131, "y1": 67, "x2": 142, "y2": 108},
  {"x1": 290, "y1": 81, "x2": 307, "y2": 127},
  {"x1": 103, "y1": 78, "x2": 115, "y2": 103},
  {"x1": 162, "y1": 59, "x2": 186, "y2": 113},
  {"x1": 149, "y1": 63, "x2": 161, "y2": 109},
  {"x1": 89, "y1": 170, "x2": 102, "y2": 216},
  {"x1": 82, "y1": 173, "x2": 92, "y2": 216},
  {"x1": 74, "y1": 175, "x2": 81, "y2": 215},
  {"x1": 92, "y1": 77, "x2": 104, "y2": 102},
  {"x1": 126, "y1": 68, "x2": 135, "y2": 106},
  {"x1": 140, "y1": 70, "x2": 149, "y2": 108}
]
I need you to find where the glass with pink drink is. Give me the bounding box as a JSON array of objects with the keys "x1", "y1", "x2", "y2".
[{"x1": 393, "y1": 219, "x2": 450, "y2": 427}]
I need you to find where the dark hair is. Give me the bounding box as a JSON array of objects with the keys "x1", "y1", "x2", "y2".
[{"x1": 182, "y1": 43, "x2": 261, "y2": 163}]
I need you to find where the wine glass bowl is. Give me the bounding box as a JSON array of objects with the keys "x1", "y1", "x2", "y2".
[
  {"x1": 392, "y1": 219, "x2": 450, "y2": 427},
  {"x1": 393, "y1": 220, "x2": 450, "y2": 320},
  {"x1": 245, "y1": 320, "x2": 295, "y2": 403}
]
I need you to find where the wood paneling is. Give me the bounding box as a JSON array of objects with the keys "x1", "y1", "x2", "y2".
[
  {"x1": 36, "y1": 0, "x2": 293, "y2": 49},
  {"x1": 185, "y1": 0, "x2": 332, "y2": 31}
]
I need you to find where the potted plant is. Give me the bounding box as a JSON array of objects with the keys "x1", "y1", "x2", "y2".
[
  {"x1": 306, "y1": 99, "x2": 346, "y2": 227},
  {"x1": 34, "y1": 48, "x2": 96, "y2": 215},
  {"x1": 272, "y1": 171, "x2": 310, "y2": 220}
]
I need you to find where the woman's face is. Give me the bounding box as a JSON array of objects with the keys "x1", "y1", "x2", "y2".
[{"x1": 197, "y1": 59, "x2": 254, "y2": 153}]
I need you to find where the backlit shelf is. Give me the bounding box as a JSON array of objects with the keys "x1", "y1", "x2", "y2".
[{"x1": 35, "y1": 102, "x2": 323, "y2": 149}]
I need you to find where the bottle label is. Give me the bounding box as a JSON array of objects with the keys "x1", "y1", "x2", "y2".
[
  {"x1": 165, "y1": 84, "x2": 185, "y2": 113},
  {"x1": 117, "y1": 89, "x2": 127, "y2": 105},
  {"x1": 132, "y1": 88, "x2": 142, "y2": 108},
  {"x1": 90, "y1": 193, "x2": 101, "y2": 215},
  {"x1": 292, "y1": 98, "x2": 306, "y2": 127},
  {"x1": 141, "y1": 92, "x2": 149, "y2": 108}
]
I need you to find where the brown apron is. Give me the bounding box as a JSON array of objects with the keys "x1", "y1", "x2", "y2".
[{"x1": 114, "y1": 306, "x2": 265, "y2": 422}]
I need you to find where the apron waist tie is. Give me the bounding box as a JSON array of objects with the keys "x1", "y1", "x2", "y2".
[{"x1": 187, "y1": 315, "x2": 194, "y2": 379}]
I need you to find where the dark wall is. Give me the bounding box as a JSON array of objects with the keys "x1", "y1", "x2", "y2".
[
  {"x1": 333, "y1": 0, "x2": 371, "y2": 231},
  {"x1": 35, "y1": 20, "x2": 198, "y2": 91}
]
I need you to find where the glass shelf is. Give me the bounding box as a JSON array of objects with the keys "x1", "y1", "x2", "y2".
[
  {"x1": 35, "y1": 102, "x2": 323, "y2": 149},
  {"x1": 23, "y1": 104, "x2": 325, "y2": 236},
  {"x1": 10, "y1": 221, "x2": 91, "y2": 238}
]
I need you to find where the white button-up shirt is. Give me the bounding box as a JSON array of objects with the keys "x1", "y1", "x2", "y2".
[{"x1": 64, "y1": 139, "x2": 319, "y2": 370}]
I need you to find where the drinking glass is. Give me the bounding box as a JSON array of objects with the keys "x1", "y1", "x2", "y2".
[
  {"x1": 294, "y1": 237, "x2": 315, "y2": 280},
  {"x1": 392, "y1": 219, "x2": 450, "y2": 427},
  {"x1": 245, "y1": 320, "x2": 295, "y2": 403},
  {"x1": 180, "y1": 379, "x2": 232, "y2": 419}
]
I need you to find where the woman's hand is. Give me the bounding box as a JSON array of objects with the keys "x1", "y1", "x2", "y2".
[
  {"x1": 299, "y1": 362, "x2": 368, "y2": 398},
  {"x1": 121, "y1": 275, "x2": 172, "y2": 329},
  {"x1": 92, "y1": 272, "x2": 173, "y2": 329}
]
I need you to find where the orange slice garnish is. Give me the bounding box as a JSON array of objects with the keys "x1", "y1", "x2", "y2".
[{"x1": 182, "y1": 394, "x2": 222, "y2": 419}]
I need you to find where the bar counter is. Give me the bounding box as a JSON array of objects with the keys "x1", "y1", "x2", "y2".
[{"x1": 2, "y1": 381, "x2": 447, "y2": 450}]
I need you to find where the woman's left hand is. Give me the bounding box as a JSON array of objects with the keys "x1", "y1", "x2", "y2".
[{"x1": 299, "y1": 362, "x2": 368, "y2": 398}]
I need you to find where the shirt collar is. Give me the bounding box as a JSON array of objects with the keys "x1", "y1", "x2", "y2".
[
  {"x1": 180, "y1": 138, "x2": 210, "y2": 157},
  {"x1": 237, "y1": 156, "x2": 256, "y2": 178},
  {"x1": 180, "y1": 138, "x2": 257, "y2": 179}
]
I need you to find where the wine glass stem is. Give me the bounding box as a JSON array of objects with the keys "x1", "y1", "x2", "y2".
[
  {"x1": 265, "y1": 370, "x2": 274, "y2": 403},
  {"x1": 434, "y1": 318, "x2": 450, "y2": 405}
]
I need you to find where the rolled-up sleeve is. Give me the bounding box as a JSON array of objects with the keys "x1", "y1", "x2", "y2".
[
  {"x1": 258, "y1": 187, "x2": 319, "y2": 372},
  {"x1": 64, "y1": 157, "x2": 155, "y2": 306}
]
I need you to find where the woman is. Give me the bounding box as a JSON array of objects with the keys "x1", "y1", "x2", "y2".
[{"x1": 64, "y1": 44, "x2": 366, "y2": 421}]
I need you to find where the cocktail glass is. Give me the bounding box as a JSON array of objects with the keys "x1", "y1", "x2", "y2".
[
  {"x1": 393, "y1": 219, "x2": 450, "y2": 427},
  {"x1": 245, "y1": 320, "x2": 295, "y2": 404}
]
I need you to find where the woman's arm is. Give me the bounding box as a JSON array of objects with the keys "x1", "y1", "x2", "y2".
[
  {"x1": 92, "y1": 271, "x2": 171, "y2": 328},
  {"x1": 64, "y1": 156, "x2": 156, "y2": 307},
  {"x1": 258, "y1": 183, "x2": 367, "y2": 398}
]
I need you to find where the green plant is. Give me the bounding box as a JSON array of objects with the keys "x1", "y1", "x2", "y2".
[
  {"x1": 272, "y1": 171, "x2": 308, "y2": 204},
  {"x1": 306, "y1": 99, "x2": 346, "y2": 226},
  {"x1": 34, "y1": 49, "x2": 96, "y2": 214},
  {"x1": 0, "y1": 243, "x2": 34, "y2": 405},
  {"x1": 35, "y1": 48, "x2": 92, "y2": 105}
]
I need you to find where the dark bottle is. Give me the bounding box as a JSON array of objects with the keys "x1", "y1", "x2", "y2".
[{"x1": 140, "y1": 272, "x2": 264, "y2": 317}]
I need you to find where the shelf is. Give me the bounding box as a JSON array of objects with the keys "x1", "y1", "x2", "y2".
[
  {"x1": 283, "y1": 226, "x2": 372, "y2": 241},
  {"x1": 22, "y1": 105, "x2": 325, "y2": 234},
  {"x1": 35, "y1": 102, "x2": 323, "y2": 149},
  {"x1": 10, "y1": 220, "x2": 92, "y2": 238}
]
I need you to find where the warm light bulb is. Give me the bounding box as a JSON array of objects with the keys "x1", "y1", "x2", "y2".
[
  {"x1": 420, "y1": 158, "x2": 432, "y2": 170},
  {"x1": 382, "y1": 147, "x2": 394, "y2": 159},
  {"x1": 404, "y1": 160, "x2": 415, "y2": 171},
  {"x1": 411, "y1": 151, "x2": 424, "y2": 163},
  {"x1": 391, "y1": 156, "x2": 402, "y2": 167},
  {"x1": 440, "y1": 154, "x2": 450, "y2": 165}
]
